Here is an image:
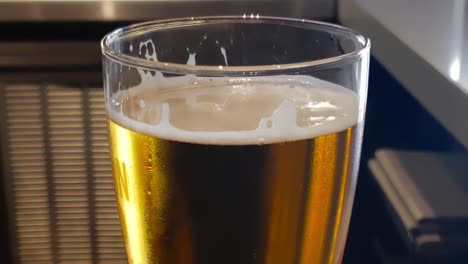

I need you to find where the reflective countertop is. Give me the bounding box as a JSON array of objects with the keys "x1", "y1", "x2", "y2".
[
  {"x1": 339, "y1": 0, "x2": 468, "y2": 149},
  {"x1": 0, "y1": 0, "x2": 335, "y2": 22}
]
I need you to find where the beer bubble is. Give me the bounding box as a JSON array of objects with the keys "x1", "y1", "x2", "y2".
[{"x1": 257, "y1": 138, "x2": 265, "y2": 145}]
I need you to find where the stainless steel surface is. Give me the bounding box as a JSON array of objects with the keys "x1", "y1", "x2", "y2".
[
  {"x1": 339, "y1": 0, "x2": 468, "y2": 149},
  {"x1": 0, "y1": 42, "x2": 100, "y2": 68},
  {"x1": 0, "y1": 0, "x2": 336, "y2": 22}
]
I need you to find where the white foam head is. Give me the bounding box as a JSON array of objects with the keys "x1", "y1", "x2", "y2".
[{"x1": 109, "y1": 74, "x2": 359, "y2": 145}]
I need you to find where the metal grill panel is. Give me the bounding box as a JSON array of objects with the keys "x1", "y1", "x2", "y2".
[{"x1": 2, "y1": 84, "x2": 127, "y2": 264}]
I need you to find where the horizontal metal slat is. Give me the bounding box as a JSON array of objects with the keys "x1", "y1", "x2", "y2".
[
  {"x1": 96, "y1": 207, "x2": 117, "y2": 214},
  {"x1": 8, "y1": 128, "x2": 43, "y2": 136},
  {"x1": 50, "y1": 147, "x2": 86, "y2": 154},
  {"x1": 90, "y1": 135, "x2": 108, "y2": 142},
  {"x1": 89, "y1": 109, "x2": 106, "y2": 115},
  {"x1": 49, "y1": 134, "x2": 85, "y2": 140},
  {"x1": 15, "y1": 190, "x2": 49, "y2": 197},
  {"x1": 6, "y1": 104, "x2": 42, "y2": 111},
  {"x1": 18, "y1": 244, "x2": 51, "y2": 250},
  {"x1": 95, "y1": 225, "x2": 121, "y2": 231},
  {"x1": 53, "y1": 179, "x2": 87, "y2": 185},
  {"x1": 54, "y1": 199, "x2": 89, "y2": 205},
  {"x1": 8, "y1": 132, "x2": 42, "y2": 142},
  {"x1": 8, "y1": 140, "x2": 44, "y2": 148},
  {"x1": 95, "y1": 220, "x2": 119, "y2": 227},
  {"x1": 93, "y1": 179, "x2": 113, "y2": 185},
  {"x1": 4, "y1": 84, "x2": 41, "y2": 91},
  {"x1": 95, "y1": 213, "x2": 119, "y2": 220},
  {"x1": 17, "y1": 232, "x2": 52, "y2": 239},
  {"x1": 16, "y1": 218, "x2": 50, "y2": 226},
  {"x1": 96, "y1": 236, "x2": 124, "y2": 243},
  {"x1": 10, "y1": 156, "x2": 46, "y2": 164},
  {"x1": 54, "y1": 187, "x2": 88, "y2": 193},
  {"x1": 10, "y1": 166, "x2": 46, "y2": 174},
  {"x1": 17, "y1": 248, "x2": 52, "y2": 257},
  {"x1": 56, "y1": 257, "x2": 92, "y2": 262},
  {"x1": 49, "y1": 125, "x2": 85, "y2": 132},
  {"x1": 15, "y1": 202, "x2": 49, "y2": 209},
  {"x1": 88, "y1": 90, "x2": 104, "y2": 96},
  {"x1": 89, "y1": 101, "x2": 105, "y2": 107},
  {"x1": 16, "y1": 211, "x2": 50, "y2": 218},
  {"x1": 19, "y1": 254, "x2": 54, "y2": 260},
  {"x1": 91, "y1": 159, "x2": 111, "y2": 165},
  {"x1": 7, "y1": 111, "x2": 41, "y2": 117},
  {"x1": 10, "y1": 148, "x2": 46, "y2": 155},
  {"x1": 97, "y1": 241, "x2": 124, "y2": 247},
  {"x1": 93, "y1": 184, "x2": 114, "y2": 191},
  {"x1": 92, "y1": 154, "x2": 111, "y2": 159},
  {"x1": 47, "y1": 87, "x2": 81, "y2": 93},
  {"x1": 55, "y1": 231, "x2": 91, "y2": 238},
  {"x1": 94, "y1": 197, "x2": 117, "y2": 202},
  {"x1": 19, "y1": 258, "x2": 53, "y2": 262},
  {"x1": 16, "y1": 213, "x2": 50, "y2": 220},
  {"x1": 92, "y1": 169, "x2": 112, "y2": 176},
  {"x1": 18, "y1": 237, "x2": 51, "y2": 243},
  {"x1": 56, "y1": 225, "x2": 90, "y2": 232},
  {"x1": 49, "y1": 118, "x2": 84, "y2": 125},
  {"x1": 17, "y1": 225, "x2": 50, "y2": 232},
  {"x1": 48, "y1": 112, "x2": 85, "y2": 118},
  {"x1": 57, "y1": 249, "x2": 91, "y2": 254},
  {"x1": 53, "y1": 157, "x2": 87, "y2": 165},
  {"x1": 57, "y1": 254, "x2": 92, "y2": 260},
  {"x1": 96, "y1": 231, "x2": 123, "y2": 238},
  {"x1": 90, "y1": 129, "x2": 108, "y2": 135},
  {"x1": 55, "y1": 207, "x2": 89, "y2": 214},
  {"x1": 48, "y1": 106, "x2": 82, "y2": 112},
  {"x1": 92, "y1": 166, "x2": 112, "y2": 172},
  {"x1": 50, "y1": 141, "x2": 86, "y2": 148},
  {"x1": 7, "y1": 116, "x2": 42, "y2": 123},
  {"x1": 14, "y1": 185, "x2": 48, "y2": 191},
  {"x1": 57, "y1": 242, "x2": 92, "y2": 249},
  {"x1": 15, "y1": 199, "x2": 49, "y2": 208},
  {"x1": 54, "y1": 172, "x2": 90, "y2": 179},
  {"x1": 97, "y1": 248, "x2": 126, "y2": 254},
  {"x1": 55, "y1": 219, "x2": 91, "y2": 228},
  {"x1": 5, "y1": 98, "x2": 41, "y2": 105},
  {"x1": 98, "y1": 261, "x2": 127, "y2": 264},
  {"x1": 55, "y1": 214, "x2": 90, "y2": 220},
  {"x1": 57, "y1": 236, "x2": 92, "y2": 243},
  {"x1": 55, "y1": 190, "x2": 87, "y2": 196},
  {"x1": 90, "y1": 120, "x2": 106, "y2": 126},
  {"x1": 90, "y1": 142, "x2": 109, "y2": 148},
  {"x1": 48, "y1": 97, "x2": 83, "y2": 103},
  {"x1": 14, "y1": 177, "x2": 47, "y2": 185},
  {"x1": 48, "y1": 105, "x2": 83, "y2": 111},
  {"x1": 89, "y1": 114, "x2": 105, "y2": 119}
]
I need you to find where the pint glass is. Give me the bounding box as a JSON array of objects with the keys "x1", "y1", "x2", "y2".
[{"x1": 101, "y1": 17, "x2": 370, "y2": 264}]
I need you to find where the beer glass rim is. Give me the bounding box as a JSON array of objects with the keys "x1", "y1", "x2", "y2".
[{"x1": 101, "y1": 16, "x2": 370, "y2": 75}]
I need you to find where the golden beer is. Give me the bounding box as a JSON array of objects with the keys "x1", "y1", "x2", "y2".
[{"x1": 108, "y1": 76, "x2": 360, "y2": 264}]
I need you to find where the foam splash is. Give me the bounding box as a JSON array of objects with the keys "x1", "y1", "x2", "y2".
[
  {"x1": 186, "y1": 49, "x2": 197, "y2": 66},
  {"x1": 112, "y1": 39, "x2": 359, "y2": 145},
  {"x1": 137, "y1": 39, "x2": 163, "y2": 85},
  {"x1": 220, "y1": 47, "x2": 228, "y2": 66}
]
